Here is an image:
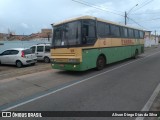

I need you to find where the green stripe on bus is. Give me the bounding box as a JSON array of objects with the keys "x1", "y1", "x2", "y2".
[{"x1": 52, "y1": 45, "x2": 144, "y2": 71}]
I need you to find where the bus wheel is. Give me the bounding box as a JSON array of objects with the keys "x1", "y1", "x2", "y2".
[
  {"x1": 96, "y1": 55, "x2": 105, "y2": 70},
  {"x1": 134, "y1": 50, "x2": 138, "y2": 59}
]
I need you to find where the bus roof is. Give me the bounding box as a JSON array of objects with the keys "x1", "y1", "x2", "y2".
[{"x1": 53, "y1": 16, "x2": 146, "y2": 31}]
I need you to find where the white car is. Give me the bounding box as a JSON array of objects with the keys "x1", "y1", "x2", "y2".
[
  {"x1": 30, "y1": 43, "x2": 51, "y2": 63},
  {"x1": 0, "y1": 48, "x2": 37, "y2": 68}
]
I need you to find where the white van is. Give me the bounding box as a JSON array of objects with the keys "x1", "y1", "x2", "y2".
[{"x1": 30, "y1": 43, "x2": 51, "y2": 63}]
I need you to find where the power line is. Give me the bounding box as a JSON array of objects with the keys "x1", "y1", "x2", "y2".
[
  {"x1": 72, "y1": 0, "x2": 124, "y2": 17},
  {"x1": 131, "y1": 11, "x2": 160, "y2": 15},
  {"x1": 131, "y1": 17, "x2": 160, "y2": 23},
  {"x1": 127, "y1": 17, "x2": 147, "y2": 29},
  {"x1": 133, "y1": 0, "x2": 154, "y2": 12},
  {"x1": 72, "y1": 0, "x2": 146, "y2": 29},
  {"x1": 78, "y1": 0, "x2": 124, "y2": 14}
]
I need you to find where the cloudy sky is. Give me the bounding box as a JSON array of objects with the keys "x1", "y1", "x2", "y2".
[{"x1": 0, "y1": 0, "x2": 160, "y2": 35}]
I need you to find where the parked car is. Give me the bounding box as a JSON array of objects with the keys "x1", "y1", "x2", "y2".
[
  {"x1": 30, "y1": 43, "x2": 51, "y2": 63},
  {"x1": 0, "y1": 48, "x2": 37, "y2": 68}
]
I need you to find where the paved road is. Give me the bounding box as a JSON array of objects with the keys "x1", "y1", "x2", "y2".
[{"x1": 1, "y1": 46, "x2": 160, "y2": 120}]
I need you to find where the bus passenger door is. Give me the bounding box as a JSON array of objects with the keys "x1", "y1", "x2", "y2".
[{"x1": 82, "y1": 20, "x2": 96, "y2": 45}]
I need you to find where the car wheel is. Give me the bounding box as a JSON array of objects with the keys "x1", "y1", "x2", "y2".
[
  {"x1": 16, "y1": 61, "x2": 23, "y2": 68},
  {"x1": 44, "y1": 57, "x2": 50, "y2": 63}
]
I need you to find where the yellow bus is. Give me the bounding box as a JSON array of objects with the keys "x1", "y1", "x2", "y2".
[{"x1": 50, "y1": 16, "x2": 144, "y2": 71}]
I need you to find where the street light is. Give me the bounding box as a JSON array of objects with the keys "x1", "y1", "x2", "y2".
[{"x1": 125, "y1": 4, "x2": 138, "y2": 25}]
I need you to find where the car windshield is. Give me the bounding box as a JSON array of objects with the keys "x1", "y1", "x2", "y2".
[
  {"x1": 24, "y1": 49, "x2": 32, "y2": 54},
  {"x1": 52, "y1": 21, "x2": 81, "y2": 47}
]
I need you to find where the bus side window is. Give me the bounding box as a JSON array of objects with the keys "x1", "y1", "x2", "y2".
[
  {"x1": 139, "y1": 31, "x2": 144, "y2": 39},
  {"x1": 97, "y1": 22, "x2": 110, "y2": 38},
  {"x1": 120, "y1": 27, "x2": 128, "y2": 38},
  {"x1": 110, "y1": 25, "x2": 120, "y2": 37},
  {"x1": 82, "y1": 20, "x2": 96, "y2": 44},
  {"x1": 82, "y1": 25, "x2": 88, "y2": 44},
  {"x1": 128, "y1": 29, "x2": 134, "y2": 38},
  {"x1": 134, "y1": 30, "x2": 140, "y2": 39}
]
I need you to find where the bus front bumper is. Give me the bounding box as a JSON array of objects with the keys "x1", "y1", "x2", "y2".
[{"x1": 51, "y1": 63, "x2": 83, "y2": 71}]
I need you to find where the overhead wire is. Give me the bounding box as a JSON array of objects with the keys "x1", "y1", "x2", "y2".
[
  {"x1": 129, "y1": 17, "x2": 160, "y2": 23},
  {"x1": 72, "y1": 0, "x2": 124, "y2": 17},
  {"x1": 78, "y1": 0, "x2": 124, "y2": 14},
  {"x1": 127, "y1": 17, "x2": 147, "y2": 29},
  {"x1": 132, "y1": 0, "x2": 154, "y2": 12},
  {"x1": 72, "y1": 0, "x2": 149, "y2": 29},
  {"x1": 131, "y1": 12, "x2": 160, "y2": 15},
  {"x1": 125, "y1": 0, "x2": 155, "y2": 29}
]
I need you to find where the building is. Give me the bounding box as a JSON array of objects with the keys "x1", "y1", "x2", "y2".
[
  {"x1": 0, "y1": 33, "x2": 9, "y2": 40},
  {"x1": 26, "y1": 29, "x2": 52, "y2": 41},
  {"x1": 0, "y1": 28, "x2": 53, "y2": 41},
  {"x1": 144, "y1": 31, "x2": 159, "y2": 47}
]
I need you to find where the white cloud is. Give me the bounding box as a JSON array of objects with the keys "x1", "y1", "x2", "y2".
[
  {"x1": 21, "y1": 23, "x2": 29, "y2": 29},
  {"x1": 0, "y1": 0, "x2": 160, "y2": 34}
]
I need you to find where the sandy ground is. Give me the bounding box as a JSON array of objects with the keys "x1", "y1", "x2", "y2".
[{"x1": 0, "y1": 62, "x2": 51, "y2": 80}]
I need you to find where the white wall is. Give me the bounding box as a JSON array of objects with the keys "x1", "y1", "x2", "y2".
[{"x1": 144, "y1": 37, "x2": 158, "y2": 47}]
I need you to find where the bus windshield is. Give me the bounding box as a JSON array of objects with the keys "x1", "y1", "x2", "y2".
[{"x1": 52, "y1": 21, "x2": 81, "y2": 47}]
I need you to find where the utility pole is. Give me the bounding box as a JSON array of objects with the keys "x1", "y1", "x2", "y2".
[
  {"x1": 125, "y1": 11, "x2": 127, "y2": 25},
  {"x1": 125, "y1": 4, "x2": 138, "y2": 25}
]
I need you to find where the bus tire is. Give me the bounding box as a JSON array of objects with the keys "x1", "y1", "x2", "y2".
[
  {"x1": 133, "y1": 50, "x2": 138, "y2": 59},
  {"x1": 96, "y1": 55, "x2": 106, "y2": 70}
]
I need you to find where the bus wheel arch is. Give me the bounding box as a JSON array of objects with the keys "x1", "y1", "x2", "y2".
[{"x1": 96, "y1": 54, "x2": 106, "y2": 70}]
